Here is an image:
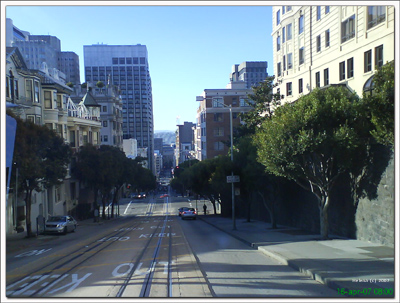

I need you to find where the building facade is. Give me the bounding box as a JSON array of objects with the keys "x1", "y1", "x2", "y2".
[
  {"x1": 230, "y1": 61, "x2": 268, "y2": 88},
  {"x1": 5, "y1": 46, "x2": 102, "y2": 234},
  {"x1": 7, "y1": 19, "x2": 81, "y2": 85},
  {"x1": 195, "y1": 81, "x2": 253, "y2": 160},
  {"x1": 83, "y1": 44, "x2": 154, "y2": 172},
  {"x1": 176, "y1": 122, "x2": 196, "y2": 164},
  {"x1": 271, "y1": 5, "x2": 395, "y2": 103}
]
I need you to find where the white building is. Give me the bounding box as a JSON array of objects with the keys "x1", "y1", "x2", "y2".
[
  {"x1": 123, "y1": 138, "x2": 138, "y2": 159},
  {"x1": 271, "y1": 5, "x2": 395, "y2": 103}
]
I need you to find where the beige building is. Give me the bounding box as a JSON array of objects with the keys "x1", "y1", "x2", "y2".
[{"x1": 271, "y1": 5, "x2": 395, "y2": 103}]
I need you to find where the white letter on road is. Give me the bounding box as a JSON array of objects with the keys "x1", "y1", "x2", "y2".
[{"x1": 48, "y1": 273, "x2": 92, "y2": 294}]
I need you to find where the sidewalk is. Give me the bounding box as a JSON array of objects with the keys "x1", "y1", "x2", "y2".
[{"x1": 199, "y1": 215, "x2": 396, "y2": 298}]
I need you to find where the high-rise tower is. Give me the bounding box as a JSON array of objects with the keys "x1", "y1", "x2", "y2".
[{"x1": 83, "y1": 44, "x2": 154, "y2": 172}]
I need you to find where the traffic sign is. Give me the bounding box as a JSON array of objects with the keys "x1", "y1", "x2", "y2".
[{"x1": 226, "y1": 175, "x2": 240, "y2": 183}]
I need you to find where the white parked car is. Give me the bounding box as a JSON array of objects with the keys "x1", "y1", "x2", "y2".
[
  {"x1": 45, "y1": 215, "x2": 77, "y2": 234},
  {"x1": 181, "y1": 208, "x2": 197, "y2": 220}
]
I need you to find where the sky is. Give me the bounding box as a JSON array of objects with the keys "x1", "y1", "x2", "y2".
[{"x1": 4, "y1": 1, "x2": 275, "y2": 132}]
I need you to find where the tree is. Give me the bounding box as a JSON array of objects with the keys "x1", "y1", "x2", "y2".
[
  {"x1": 363, "y1": 61, "x2": 394, "y2": 146},
  {"x1": 10, "y1": 113, "x2": 72, "y2": 237},
  {"x1": 96, "y1": 81, "x2": 105, "y2": 89},
  {"x1": 254, "y1": 86, "x2": 368, "y2": 239},
  {"x1": 240, "y1": 75, "x2": 282, "y2": 132}
]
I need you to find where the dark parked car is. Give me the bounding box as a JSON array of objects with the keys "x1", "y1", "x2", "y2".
[{"x1": 45, "y1": 215, "x2": 77, "y2": 234}]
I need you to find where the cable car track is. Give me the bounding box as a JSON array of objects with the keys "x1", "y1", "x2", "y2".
[{"x1": 7, "y1": 196, "x2": 212, "y2": 298}]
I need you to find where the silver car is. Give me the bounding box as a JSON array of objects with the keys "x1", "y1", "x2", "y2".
[
  {"x1": 45, "y1": 215, "x2": 77, "y2": 234},
  {"x1": 181, "y1": 208, "x2": 197, "y2": 220}
]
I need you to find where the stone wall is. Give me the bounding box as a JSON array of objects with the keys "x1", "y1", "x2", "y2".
[
  {"x1": 245, "y1": 151, "x2": 394, "y2": 247},
  {"x1": 355, "y1": 156, "x2": 395, "y2": 247}
]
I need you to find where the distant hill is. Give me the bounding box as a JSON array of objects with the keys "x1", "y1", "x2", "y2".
[{"x1": 154, "y1": 130, "x2": 176, "y2": 144}]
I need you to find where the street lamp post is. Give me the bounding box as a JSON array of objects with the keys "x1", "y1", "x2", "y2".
[{"x1": 202, "y1": 97, "x2": 236, "y2": 230}]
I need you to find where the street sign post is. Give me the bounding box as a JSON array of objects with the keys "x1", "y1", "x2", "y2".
[{"x1": 226, "y1": 175, "x2": 240, "y2": 183}]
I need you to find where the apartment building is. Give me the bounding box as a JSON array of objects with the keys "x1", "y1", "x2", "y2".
[
  {"x1": 6, "y1": 46, "x2": 102, "y2": 234},
  {"x1": 271, "y1": 5, "x2": 395, "y2": 103},
  {"x1": 83, "y1": 44, "x2": 154, "y2": 172},
  {"x1": 195, "y1": 81, "x2": 253, "y2": 160}
]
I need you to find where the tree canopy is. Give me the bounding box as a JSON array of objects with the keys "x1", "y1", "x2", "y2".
[{"x1": 253, "y1": 86, "x2": 368, "y2": 238}]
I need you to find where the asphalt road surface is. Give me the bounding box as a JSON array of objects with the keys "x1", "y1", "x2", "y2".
[{"x1": 6, "y1": 193, "x2": 339, "y2": 299}]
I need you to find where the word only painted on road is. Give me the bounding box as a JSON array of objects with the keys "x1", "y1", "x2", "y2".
[
  {"x1": 139, "y1": 233, "x2": 176, "y2": 238},
  {"x1": 15, "y1": 248, "x2": 52, "y2": 258},
  {"x1": 6, "y1": 273, "x2": 92, "y2": 296},
  {"x1": 112, "y1": 261, "x2": 175, "y2": 277}
]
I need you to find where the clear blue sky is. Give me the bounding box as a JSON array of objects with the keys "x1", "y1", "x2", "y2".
[{"x1": 5, "y1": 2, "x2": 274, "y2": 131}]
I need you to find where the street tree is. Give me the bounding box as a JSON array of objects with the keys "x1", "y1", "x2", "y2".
[
  {"x1": 10, "y1": 113, "x2": 72, "y2": 237},
  {"x1": 363, "y1": 60, "x2": 394, "y2": 146},
  {"x1": 254, "y1": 86, "x2": 368, "y2": 239}
]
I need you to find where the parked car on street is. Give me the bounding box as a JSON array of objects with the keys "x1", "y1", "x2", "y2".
[
  {"x1": 45, "y1": 215, "x2": 77, "y2": 234},
  {"x1": 181, "y1": 208, "x2": 197, "y2": 220}
]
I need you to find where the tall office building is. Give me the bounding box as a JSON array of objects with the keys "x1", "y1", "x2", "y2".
[
  {"x1": 230, "y1": 61, "x2": 268, "y2": 88},
  {"x1": 83, "y1": 44, "x2": 154, "y2": 172},
  {"x1": 7, "y1": 19, "x2": 81, "y2": 84}
]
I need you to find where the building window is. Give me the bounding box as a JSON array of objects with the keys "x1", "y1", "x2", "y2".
[
  {"x1": 339, "y1": 61, "x2": 346, "y2": 80},
  {"x1": 287, "y1": 6, "x2": 292, "y2": 12},
  {"x1": 341, "y1": 15, "x2": 355, "y2": 43},
  {"x1": 103, "y1": 121, "x2": 108, "y2": 127},
  {"x1": 104, "y1": 135, "x2": 108, "y2": 142},
  {"x1": 299, "y1": 47, "x2": 304, "y2": 65},
  {"x1": 317, "y1": 6, "x2": 321, "y2": 20},
  {"x1": 325, "y1": 6, "x2": 330, "y2": 14},
  {"x1": 14, "y1": 79, "x2": 19, "y2": 100},
  {"x1": 375, "y1": 45, "x2": 383, "y2": 68},
  {"x1": 276, "y1": 9, "x2": 280, "y2": 25},
  {"x1": 286, "y1": 23, "x2": 292, "y2": 40},
  {"x1": 316, "y1": 72, "x2": 320, "y2": 88},
  {"x1": 364, "y1": 50, "x2": 372, "y2": 72},
  {"x1": 214, "y1": 127, "x2": 224, "y2": 137},
  {"x1": 44, "y1": 91, "x2": 52, "y2": 109},
  {"x1": 282, "y1": 27, "x2": 286, "y2": 43},
  {"x1": 367, "y1": 6, "x2": 386, "y2": 29},
  {"x1": 103, "y1": 105, "x2": 107, "y2": 112},
  {"x1": 277, "y1": 35, "x2": 281, "y2": 51},
  {"x1": 287, "y1": 53, "x2": 293, "y2": 69},
  {"x1": 283, "y1": 55, "x2": 286, "y2": 71},
  {"x1": 347, "y1": 57, "x2": 354, "y2": 78},
  {"x1": 214, "y1": 113, "x2": 223, "y2": 122},
  {"x1": 299, "y1": 15, "x2": 304, "y2": 34},
  {"x1": 212, "y1": 97, "x2": 224, "y2": 108},
  {"x1": 299, "y1": 78, "x2": 303, "y2": 94},
  {"x1": 316, "y1": 35, "x2": 321, "y2": 52},
  {"x1": 6, "y1": 76, "x2": 10, "y2": 98},
  {"x1": 286, "y1": 82, "x2": 292, "y2": 96},
  {"x1": 240, "y1": 98, "x2": 247, "y2": 107},
  {"x1": 325, "y1": 29, "x2": 330, "y2": 47},
  {"x1": 214, "y1": 141, "x2": 224, "y2": 151},
  {"x1": 25, "y1": 79, "x2": 33, "y2": 102},
  {"x1": 70, "y1": 130, "x2": 76, "y2": 147},
  {"x1": 282, "y1": 6, "x2": 285, "y2": 14},
  {"x1": 324, "y1": 68, "x2": 329, "y2": 86},
  {"x1": 277, "y1": 62, "x2": 282, "y2": 77}
]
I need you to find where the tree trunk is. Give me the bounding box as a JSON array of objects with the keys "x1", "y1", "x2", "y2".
[
  {"x1": 25, "y1": 188, "x2": 33, "y2": 238},
  {"x1": 319, "y1": 193, "x2": 330, "y2": 239},
  {"x1": 101, "y1": 195, "x2": 107, "y2": 219},
  {"x1": 257, "y1": 190, "x2": 277, "y2": 229}
]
